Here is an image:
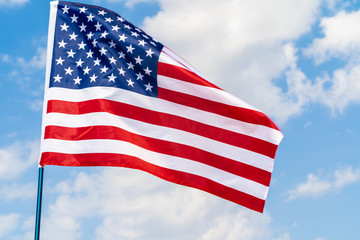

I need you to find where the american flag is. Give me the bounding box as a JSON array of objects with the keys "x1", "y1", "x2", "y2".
[{"x1": 40, "y1": 1, "x2": 283, "y2": 213}]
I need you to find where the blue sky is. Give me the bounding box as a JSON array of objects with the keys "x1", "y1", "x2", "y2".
[{"x1": 1, "y1": 0, "x2": 360, "y2": 239}]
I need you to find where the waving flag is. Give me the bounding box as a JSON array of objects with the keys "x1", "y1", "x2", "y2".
[{"x1": 40, "y1": 1, "x2": 283, "y2": 212}]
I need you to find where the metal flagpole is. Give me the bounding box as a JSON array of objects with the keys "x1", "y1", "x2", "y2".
[{"x1": 34, "y1": 167, "x2": 44, "y2": 240}]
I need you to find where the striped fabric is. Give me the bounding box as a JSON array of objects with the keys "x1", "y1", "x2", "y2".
[{"x1": 40, "y1": 1, "x2": 283, "y2": 213}]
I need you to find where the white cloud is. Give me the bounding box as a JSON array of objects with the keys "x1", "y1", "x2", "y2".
[
  {"x1": 199, "y1": 209, "x2": 273, "y2": 240},
  {"x1": 0, "y1": 182, "x2": 36, "y2": 201},
  {"x1": 319, "y1": 63, "x2": 360, "y2": 112},
  {"x1": 274, "y1": 9, "x2": 360, "y2": 116},
  {"x1": 298, "y1": 9, "x2": 360, "y2": 113},
  {"x1": 1, "y1": 54, "x2": 11, "y2": 62},
  {"x1": 1, "y1": 46, "x2": 46, "y2": 96},
  {"x1": 287, "y1": 173, "x2": 332, "y2": 200},
  {"x1": 304, "y1": 9, "x2": 360, "y2": 64},
  {"x1": 103, "y1": 0, "x2": 157, "y2": 8},
  {"x1": 0, "y1": 141, "x2": 39, "y2": 181},
  {"x1": 0, "y1": 46, "x2": 46, "y2": 74},
  {"x1": 14, "y1": 47, "x2": 47, "y2": 71},
  {"x1": 283, "y1": 58, "x2": 360, "y2": 114},
  {"x1": 275, "y1": 233, "x2": 291, "y2": 240},
  {"x1": 29, "y1": 99, "x2": 44, "y2": 112},
  {"x1": 0, "y1": 213, "x2": 20, "y2": 238},
  {"x1": 333, "y1": 166, "x2": 360, "y2": 188},
  {"x1": 0, "y1": 0, "x2": 29, "y2": 7},
  {"x1": 287, "y1": 166, "x2": 360, "y2": 200},
  {"x1": 41, "y1": 168, "x2": 289, "y2": 240},
  {"x1": 141, "y1": 0, "x2": 322, "y2": 123}
]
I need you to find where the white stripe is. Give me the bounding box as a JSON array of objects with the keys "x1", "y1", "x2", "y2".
[
  {"x1": 160, "y1": 47, "x2": 210, "y2": 81},
  {"x1": 158, "y1": 75, "x2": 259, "y2": 112},
  {"x1": 158, "y1": 49, "x2": 187, "y2": 69},
  {"x1": 44, "y1": 112, "x2": 274, "y2": 172},
  {"x1": 42, "y1": 138, "x2": 268, "y2": 199},
  {"x1": 46, "y1": 87, "x2": 282, "y2": 145},
  {"x1": 160, "y1": 47, "x2": 202, "y2": 75}
]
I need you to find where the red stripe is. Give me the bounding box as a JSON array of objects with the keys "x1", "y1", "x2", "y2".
[
  {"x1": 47, "y1": 99, "x2": 278, "y2": 158},
  {"x1": 45, "y1": 125, "x2": 271, "y2": 186},
  {"x1": 40, "y1": 152, "x2": 266, "y2": 212},
  {"x1": 158, "y1": 87, "x2": 280, "y2": 130},
  {"x1": 158, "y1": 62, "x2": 220, "y2": 89}
]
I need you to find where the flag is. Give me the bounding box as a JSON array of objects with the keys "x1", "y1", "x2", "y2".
[{"x1": 40, "y1": 1, "x2": 283, "y2": 213}]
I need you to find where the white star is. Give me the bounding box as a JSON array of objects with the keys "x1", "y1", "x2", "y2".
[
  {"x1": 109, "y1": 56, "x2": 117, "y2": 64},
  {"x1": 136, "y1": 72, "x2": 144, "y2": 80},
  {"x1": 134, "y1": 56, "x2": 143, "y2": 65},
  {"x1": 78, "y1": 41, "x2": 86, "y2": 50},
  {"x1": 124, "y1": 24, "x2": 131, "y2": 30},
  {"x1": 142, "y1": 34, "x2": 149, "y2": 39},
  {"x1": 60, "y1": 23, "x2": 69, "y2": 31},
  {"x1": 127, "y1": 79, "x2": 135, "y2": 87},
  {"x1": 74, "y1": 76, "x2": 82, "y2": 84},
  {"x1": 131, "y1": 31, "x2": 139, "y2": 37},
  {"x1": 135, "y1": 28, "x2": 142, "y2": 32},
  {"x1": 93, "y1": 58, "x2": 101, "y2": 66},
  {"x1": 99, "y1": 47, "x2": 107, "y2": 56},
  {"x1": 79, "y1": 7, "x2": 88, "y2": 13},
  {"x1": 92, "y1": 39, "x2": 98, "y2": 48},
  {"x1": 108, "y1": 73, "x2": 117, "y2": 82},
  {"x1": 138, "y1": 39, "x2": 147, "y2": 46},
  {"x1": 55, "y1": 57, "x2": 65, "y2": 65},
  {"x1": 76, "y1": 58, "x2": 84, "y2": 67},
  {"x1": 64, "y1": 67, "x2": 74, "y2": 75},
  {"x1": 112, "y1": 25, "x2": 120, "y2": 32},
  {"x1": 126, "y1": 44, "x2": 134, "y2": 53},
  {"x1": 144, "y1": 67, "x2": 152, "y2": 75},
  {"x1": 150, "y1": 41, "x2": 157, "y2": 46},
  {"x1": 118, "y1": 67, "x2": 125, "y2": 76},
  {"x1": 69, "y1": 32, "x2": 78, "y2": 40},
  {"x1": 118, "y1": 34, "x2": 127, "y2": 42},
  {"x1": 87, "y1": 13, "x2": 95, "y2": 22},
  {"x1": 105, "y1": 17, "x2": 114, "y2": 23},
  {"x1": 145, "y1": 82, "x2": 153, "y2": 91},
  {"x1": 87, "y1": 31, "x2": 94, "y2": 40},
  {"x1": 98, "y1": 10, "x2": 106, "y2": 16},
  {"x1": 79, "y1": 23, "x2": 87, "y2": 32},
  {"x1": 62, "y1": 5, "x2": 69, "y2": 14},
  {"x1": 70, "y1": 14, "x2": 78, "y2": 23},
  {"x1": 101, "y1": 31, "x2": 109, "y2": 39},
  {"x1": 58, "y1": 40, "x2": 67, "y2": 48},
  {"x1": 90, "y1": 73, "x2": 98, "y2": 82},
  {"x1": 109, "y1": 40, "x2": 116, "y2": 48},
  {"x1": 67, "y1": 49, "x2": 76, "y2": 58},
  {"x1": 83, "y1": 66, "x2": 91, "y2": 75},
  {"x1": 119, "y1": 51, "x2": 125, "y2": 59},
  {"x1": 95, "y1": 22, "x2": 102, "y2": 31},
  {"x1": 127, "y1": 62, "x2": 134, "y2": 70},
  {"x1": 86, "y1": 49, "x2": 94, "y2": 58},
  {"x1": 53, "y1": 74, "x2": 62, "y2": 83},
  {"x1": 145, "y1": 48, "x2": 154, "y2": 57},
  {"x1": 100, "y1": 65, "x2": 109, "y2": 73},
  {"x1": 117, "y1": 16, "x2": 125, "y2": 22}
]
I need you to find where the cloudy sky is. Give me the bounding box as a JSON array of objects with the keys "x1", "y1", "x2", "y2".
[{"x1": 1, "y1": 0, "x2": 360, "y2": 239}]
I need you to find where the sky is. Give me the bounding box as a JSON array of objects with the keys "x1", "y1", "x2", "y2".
[{"x1": 1, "y1": 0, "x2": 360, "y2": 239}]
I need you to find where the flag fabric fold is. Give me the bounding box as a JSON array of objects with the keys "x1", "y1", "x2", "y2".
[{"x1": 40, "y1": 0, "x2": 283, "y2": 212}]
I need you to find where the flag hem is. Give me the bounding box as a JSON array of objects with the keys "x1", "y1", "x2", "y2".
[{"x1": 40, "y1": 1, "x2": 58, "y2": 166}]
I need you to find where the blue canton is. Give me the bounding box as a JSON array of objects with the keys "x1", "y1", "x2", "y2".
[{"x1": 50, "y1": 1, "x2": 164, "y2": 97}]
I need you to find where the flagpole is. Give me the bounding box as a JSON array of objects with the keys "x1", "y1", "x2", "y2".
[{"x1": 34, "y1": 167, "x2": 44, "y2": 240}]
